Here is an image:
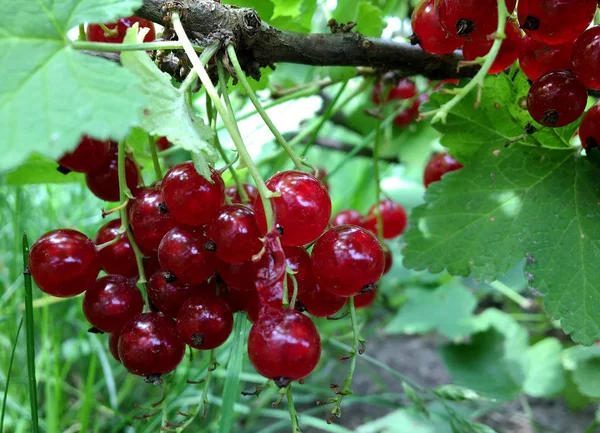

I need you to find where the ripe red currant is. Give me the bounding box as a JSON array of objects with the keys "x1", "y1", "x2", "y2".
[
  {"x1": 161, "y1": 162, "x2": 225, "y2": 226},
  {"x1": 246, "y1": 290, "x2": 261, "y2": 323},
  {"x1": 518, "y1": 36, "x2": 574, "y2": 81},
  {"x1": 410, "y1": 0, "x2": 463, "y2": 55},
  {"x1": 158, "y1": 226, "x2": 217, "y2": 285},
  {"x1": 436, "y1": 0, "x2": 517, "y2": 40},
  {"x1": 462, "y1": 18, "x2": 522, "y2": 74},
  {"x1": 109, "y1": 333, "x2": 121, "y2": 363},
  {"x1": 148, "y1": 271, "x2": 215, "y2": 318},
  {"x1": 282, "y1": 246, "x2": 316, "y2": 297},
  {"x1": 248, "y1": 309, "x2": 321, "y2": 383},
  {"x1": 517, "y1": 0, "x2": 596, "y2": 45},
  {"x1": 128, "y1": 187, "x2": 176, "y2": 255},
  {"x1": 362, "y1": 200, "x2": 408, "y2": 239},
  {"x1": 206, "y1": 205, "x2": 263, "y2": 263},
  {"x1": 331, "y1": 209, "x2": 363, "y2": 227},
  {"x1": 94, "y1": 220, "x2": 138, "y2": 279},
  {"x1": 176, "y1": 295, "x2": 234, "y2": 350},
  {"x1": 254, "y1": 170, "x2": 332, "y2": 246},
  {"x1": 58, "y1": 136, "x2": 111, "y2": 173},
  {"x1": 527, "y1": 70, "x2": 587, "y2": 128},
  {"x1": 86, "y1": 16, "x2": 156, "y2": 44},
  {"x1": 311, "y1": 225, "x2": 385, "y2": 297},
  {"x1": 118, "y1": 312, "x2": 185, "y2": 377},
  {"x1": 143, "y1": 254, "x2": 161, "y2": 278},
  {"x1": 298, "y1": 283, "x2": 346, "y2": 318},
  {"x1": 29, "y1": 229, "x2": 100, "y2": 297},
  {"x1": 354, "y1": 289, "x2": 377, "y2": 309},
  {"x1": 579, "y1": 104, "x2": 600, "y2": 149},
  {"x1": 219, "y1": 284, "x2": 251, "y2": 313},
  {"x1": 156, "y1": 136, "x2": 172, "y2": 151},
  {"x1": 383, "y1": 245, "x2": 393, "y2": 275},
  {"x1": 85, "y1": 143, "x2": 140, "y2": 202},
  {"x1": 572, "y1": 26, "x2": 600, "y2": 90},
  {"x1": 225, "y1": 184, "x2": 258, "y2": 207},
  {"x1": 372, "y1": 79, "x2": 417, "y2": 105},
  {"x1": 424, "y1": 152, "x2": 463, "y2": 188},
  {"x1": 83, "y1": 275, "x2": 144, "y2": 333}
]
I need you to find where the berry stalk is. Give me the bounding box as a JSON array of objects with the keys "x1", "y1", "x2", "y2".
[
  {"x1": 149, "y1": 136, "x2": 163, "y2": 181},
  {"x1": 286, "y1": 384, "x2": 301, "y2": 433},
  {"x1": 372, "y1": 119, "x2": 385, "y2": 242},
  {"x1": 72, "y1": 40, "x2": 204, "y2": 52}
]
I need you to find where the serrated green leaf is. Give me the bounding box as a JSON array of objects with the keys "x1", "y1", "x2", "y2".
[
  {"x1": 356, "y1": 2, "x2": 386, "y2": 37},
  {"x1": 385, "y1": 285, "x2": 476, "y2": 339},
  {"x1": 562, "y1": 345, "x2": 600, "y2": 398},
  {"x1": 523, "y1": 338, "x2": 565, "y2": 397},
  {"x1": 120, "y1": 28, "x2": 217, "y2": 174},
  {"x1": 0, "y1": 0, "x2": 145, "y2": 172},
  {"x1": 4, "y1": 154, "x2": 85, "y2": 185}
]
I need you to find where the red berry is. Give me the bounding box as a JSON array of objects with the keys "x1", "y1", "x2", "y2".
[
  {"x1": 424, "y1": 152, "x2": 463, "y2": 188},
  {"x1": 436, "y1": 0, "x2": 517, "y2": 40},
  {"x1": 219, "y1": 285, "x2": 251, "y2": 313},
  {"x1": 410, "y1": 0, "x2": 463, "y2": 55},
  {"x1": 225, "y1": 184, "x2": 258, "y2": 207},
  {"x1": 354, "y1": 289, "x2": 377, "y2": 309},
  {"x1": 311, "y1": 225, "x2": 385, "y2": 297},
  {"x1": 161, "y1": 162, "x2": 225, "y2": 226},
  {"x1": 87, "y1": 16, "x2": 156, "y2": 44},
  {"x1": 246, "y1": 290, "x2": 261, "y2": 323},
  {"x1": 109, "y1": 333, "x2": 121, "y2": 363},
  {"x1": 517, "y1": 0, "x2": 596, "y2": 45},
  {"x1": 363, "y1": 200, "x2": 408, "y2": 239},
  {"x1": 83, "y1": 275, "x2": 144, "y2": 333},
  {"x1": 518, "y1": 36, "x2": 574, "y2": 81},
  {"x1": 118, "y1": 312, "x2": 185, "y2": 377},
  {"x1": 29, "y1": 229, "x2": 100, "y2": 297},
  {"x1": 579, "y1": 104, "x2": 600, "y2": 149},
  {"x1": 206, "y1": 205, "x2": 263, "y2": 263},
  {"x1": 143, "y1": 254, "x2": 161, "y2": 278},
  {"x1": 148, "y1": 271, "x2": 214, "y2": 318},
  {"x1": 462, "y1": 18, "x2": 522, "y2": 74},
  {"x1": 298, "y1": 283, "x2": 346, "y2": 318},
  {"x1": 128, "y1": 187, "x2": 176, "y2": 255},
  {"x1": 383, "y1": 246, "x2": 393, "y2": 275},
  {"x1": 215, "y1": 248, "x2": 278, "y2": 292},
  {"x1": 527, "y1": 70, "x2": 587, "y2": 128},
  {"x1": 312, "y1": 167, "x2": 329, "y2": 190},
  {"x1": 158, "y1": 227, "x2": 217, "y2": 285},
  {"x1": 394, "y1": 101, "x2": 421, "y2": 127},
  {"x1": 572, "y1": 26, "x2": 600, "y2": 90},
  {"x1": 85, "y1": 143, "x2": 140, "y2": 202},
  {"x1": 282, "y1": 246, "x2": 316, "y2": 298},
  {"x1": 248, "y1": 309, "x2": 321, "y2": 382},
  {"x1": 58, "y1": 136, "x2": 111, "y2": 173},
  {"x1": 331, "y1": 209, "x2": 363, "y2": 227},
  {"x1": 176, "y1": 295, "x2": 234, "y2": 350},
  {"x1": 95, "y1": 220, "x2": 138, "y2": 279},
  {"x1": 156, "y1": 136, "x2": 172, "y2": 151},
  {"x1": 254, "y1": 170, "x2": 332, "y2": 246},
  {"x1": 372, "y1": 79, "x2": 417, "y2": 105}
]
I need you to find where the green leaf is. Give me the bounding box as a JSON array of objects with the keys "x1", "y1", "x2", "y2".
[
  {"x1": 0, "y1": 0, "x2": 145, "y2": 172},
  {"x1": 272, "y1": 0, "x2": 303, "y2": 18},
  {"x1": 332, "y1": 1, "x2": 386, "y2": 37},
  {"x1": 562, "y1": 371, "x2": 591, "y2": 411},
  {"x1": 523, "y1": 338, "x2": 565, "y2": 397},
  {"x1": 384, "y1": 285, "x2": 477, "y2": 340},
  {"x1": 356, "y1": 408, "x2": 453, "y2": 433},
  {"x1": 269, "y1": 0, "x2": 317, "y2": 31},
  {"x1": 562, "y1": 345, "x2": 600, "y2": 398},
  {"x1": 120, "y1": 28, "x2": 217, "y2": 174},
  {"x1": 433, "y1": 385, "x2": 484, "y2": 402},
  {"x1": 4, "y1": 154, "x2": 85, "y2": 185},
  {"x1": 224, "y1": 0, "x2": 274, "y2": 20}
]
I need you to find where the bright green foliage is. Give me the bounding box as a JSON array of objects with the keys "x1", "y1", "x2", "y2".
[
  {"x1": 0, "y1": 0, "x2": 145, "y2": 171},
  {"x1": 332, "y1": 1, "x2": 386, "y2": 37},
  {"x1": 384, "y1": 285, "x2": 477, "y2": 340},
  {"x1": 523, "y1": 338, "x2": 565, "y2": 397},
  {"x1": 562, "y1": 346, "x2": 600, "y2": 398},
  {"x1": 4, "y1": 155, "x2": 85, "y2": 185},
  {"x1": 272, "y1": 0, "x2": 304, "y2": 18}
]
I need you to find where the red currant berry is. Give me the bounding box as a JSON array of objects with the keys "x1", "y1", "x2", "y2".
[
  {"x1": 424, "y1": 152, "x2": 463, "y2": 188},
  {"x1": 282, "y1": 246, "x2": 315, "y2": 295},
  {"x1": 225, "y1": 184, "x2": 258, "y2": 207},
  {"x1": 161, "y1": 162, "x2": 225, "y2": 226},
  {"x1": 246, "y1": 290, "x2": 261, "y2": 323},
  {"x1": 206, "y1": 205, "x2": 263, "y2": 263},
  {"x1": 410, "y1": 0, "x2": 463, "y2": 55},
  {"x1": 109, "y1": 333, "x2": 121, "y2": 363},
  {"x1": 83, "y1": 275, "x2": 144, "y2": 333},
  {"x1": 219, "y1": 285, "x2": 251, "y2": 313},
  {"x1": 29, "y1": 229, "x2": 100, "y2": 297},
  {"x1": 362, "y1": 200, "x2": 408, "y2": 239},
  {"x1": 354, "y1": 289, "x2": 377, "y2": 309},
  {"x1": 462, "y1": 18, "x2": 522, "y2": 74},
  {"x1": 298, "y1": 283, "x2": 346, "y2": 318},
  {"x1": 85, "y1": 143, "x2": 140, "y2": 202},
  {"x1": 527, "y1": 70, "x2": 587, "y2": 128},
  {"x1": 517, "y1": 0, "x2": 596, "y2": 45},
  {"x1": 87, "y1": 16, "x2": 156, "y2": 44},
  {"x1": 118, "y1": 312, "x2": 185, "y2": 377},
  {"x1": 248, "y1": 309, "x2": 321, "y2": 382},
  {"x1": 58, "y1": 136, "x2": 111, "y2": 173},
  {"x1": 572, "y1": 26, "x2": 600, "y2": 90},
  {"x1": 148, "y1": 271, "x2": 215, "y2": 318},
  {"x1": 436, "y1": 0, "x2": 517, "y2": 40},
  {"x1": 95, "y1": 219, "x2": 138, "y2": 279},
  {"x1": 311, "y1": 225, "x2": 385, "y2": 297},
  {"x1": 254, "y1": 170, "x2": 332, "y2": 246},
  {"x1": 372, "y1": 79, "x2": 417, "y2": 105},
  {"x1": 394, "y1": 101, "x2": 421, "y2": 127},
  {"x1": 156, "y1": 136, "x2": 172, "y2": 151},
  {"x1": 143, "y1": 254, "x2": 161, "y2": 278},
  {"x1": 383, "y1": 246, "x2": 393, "y2": 275},
  {"x1": 331, "y1": 209, "x2": 363, "y2": 227},
  {"x1": 579, "y1": 104, "x2": 600, "y2": 149},
  {"x1": 215, "y1": 248, "x2": 276, "y2": 292},
  {"x1": 176, "y1": 295, "x2": 234, "y2": 350},
  {"x1": 128, "y1": 187, "x2": 176, "y2": 255},
  {"x1": 518, "y1": 36, "x2": 574, "y2": 81},
  {"x1": 158, "y1": 226, "x2": 217, "y2": 285}
]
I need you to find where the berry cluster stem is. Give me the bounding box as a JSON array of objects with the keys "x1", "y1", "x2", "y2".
[
  {"x1": 71, "y1": 40, "x2": 205, "y2": 53},
  {"x1": 372, "y1": 119, "x2": 385, "y2": 242},
  {"x1": 286, "y1": 384, "x2": 301, "y2": 432},
  {"x1": 149, "y1": 136, "x2": 163, "y2": 180},
  {"x1": 170, "y1": 12, "x2": 275, "y2": 231}
]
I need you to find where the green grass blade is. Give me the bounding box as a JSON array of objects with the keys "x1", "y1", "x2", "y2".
[
  {"x1": 79, "y1": 351, "x2": 98, "y2": 433},
  {"x1": 23, "y1": 233, "x2": 40, "y2": 433},
  {"x1": 0, "y1": 318, "x2": 23, "y2": 433},
  {"x1": 218, "y1": 314, "x2": 247, "y2": 433}
]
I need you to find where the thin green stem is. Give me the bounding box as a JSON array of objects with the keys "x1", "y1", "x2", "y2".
[
  {"x1": 372, "y1": 119, "x2": 384, "y2": 242},
  {"x1": 179, "y1": 70, "x2": 198, "y2": 95},
  {"x1": 23, "y1": 233, "x2": 40, "y2": 433},
  {"x1": 78, "y1": 24, "x2": 86, "y2": 41},
  {"x1": 0, "y1": 318, "x2": 23, "y2": 433},
  {"x1": 489, "y1": 281, "x2": 533, "y2": 309},
  {"x1": 72, "y1": 40, "x2": 205, "y2": 52},
  {"x1": 227, "y1": 45, "x2": 305, "y2": 171},
  {"x1": 149, "y1": 137, "x2": 163, "y2": 181},
  {"x1": 286, "y1": 385, "x2": 301, "y2": 433},
  {"x1": 171, "y1": 12, "x2": 274, "y2": 230}
]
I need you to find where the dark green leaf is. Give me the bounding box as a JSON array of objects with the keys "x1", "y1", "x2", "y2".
[{"x1": 5, "y1": 155, "x2": 85, "y2": 185}]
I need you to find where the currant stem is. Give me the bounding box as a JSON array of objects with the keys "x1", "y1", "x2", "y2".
[
  {"x1": 72, "y1": 40, "x2": 205, "y2": 52},
  {"x1": 78, "y1": 24, "x2": 86, "y2": 41},
  {"x1": 372, "y1": 119, "x2": 385, "y2": 242},
  {"x1": 288, "y1": 272, "x2": 299, "y2": 311},
  {"x1": 149, "y1": 137, "x2": 163, "y2": 181},
  {"x1": 286, "y1": 384, "x2": 301, "y2": 433},
  {"x1": 95, "y1": 230, "x2": 124, "y2": 251},
  {"x1": 99, "y1": 23, "x2": 119, "y2": 38},
  {"x1": 226, "y1": 45, "x2": 305, "y2": 171},
  {"x1": 489, "y1": 281, "x2": 533, "y2": 310}
]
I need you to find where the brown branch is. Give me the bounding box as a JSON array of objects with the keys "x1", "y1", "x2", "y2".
[{"x1": 135, "y1": 0, "x2": 478, "y2": 80}]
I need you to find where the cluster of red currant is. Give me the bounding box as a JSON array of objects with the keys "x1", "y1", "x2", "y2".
[{"x1": 411, "y1": 0, "x2": 600, "y2": 136}]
